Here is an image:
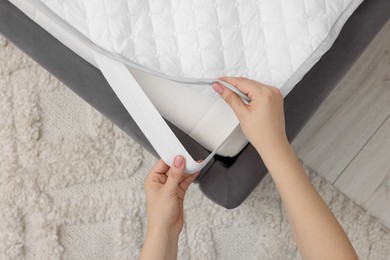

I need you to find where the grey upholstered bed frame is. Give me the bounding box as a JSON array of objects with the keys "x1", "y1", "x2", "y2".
[{"x1": 1, "y1": 0, "x2": 389, "y2": 208}]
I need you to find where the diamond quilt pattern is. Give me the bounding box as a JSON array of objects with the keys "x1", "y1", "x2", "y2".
[{"x1": 40, "y1": 0, "x2": 358, "y2": 88}]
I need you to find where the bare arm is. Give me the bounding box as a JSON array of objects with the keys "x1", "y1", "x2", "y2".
[
  {"x1": 259, "y1": 140, "x2": 358, "y2": 260},
  {"x1": 213, "y1": 77, "x2": 358, "y2": 260},
  {"x1": 141, "y1": 229, "x2": 179, "y2": 260},
  {"x1": 141, "y1": 157, "x2": 199, "y2": 260}
]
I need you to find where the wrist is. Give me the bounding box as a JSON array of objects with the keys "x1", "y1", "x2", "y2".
[
  {"x1": 142, "y1": 226, "x2": 179, "y2": 260},
  {"x1": 255, "y1": 138, "x2": 296, "y2": 165},
  {"x1": 146, "y1": 224, "x2": 180, "y2": 242},
  {"x1": 255, "y1": 138, "x2": 298, "y2": 171},
  {"x1": 253, "y1": 136, "x2": 290, "y2": 157}
]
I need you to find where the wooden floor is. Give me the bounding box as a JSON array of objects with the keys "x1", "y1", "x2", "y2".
[{"x1": 293, "y1": 21, "x2": 390, "y2": 228}]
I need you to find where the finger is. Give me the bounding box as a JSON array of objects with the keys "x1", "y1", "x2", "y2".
[
  {"x1": 144, "y1": 169, "x2": 168, "y2": 190},
  {"x1": 151, "y1": 174, "x2": 168, "y2": 184},
  {"x1": 180, "y1": 171, "x2": 200, "y2": 192},
  {"x1": 150, "y1": 159, "x2": 170, "y2": 175},
  {"x1": 219, "y1": 77, "x2": 265, "y2": 94},
  {"x1": 212, "y1": 82, "x2": 246, "y2": 117},
  {"x1": 165, "y1": 155, "x2": 186, "y2": 192},
  {"x1": 145, "y1": 160, "x2": 169, "y2": 188},
  {"x1": 177, "y1": 171, "x2": 200, "y2": 200}
]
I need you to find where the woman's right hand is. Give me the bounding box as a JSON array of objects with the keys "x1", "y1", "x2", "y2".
[
  {"x1": 213, "y1": 78, "x2": 359, "y2": 260},
  {"x1": 212, "y1": 77, "x2": 288, "y2": 155}
]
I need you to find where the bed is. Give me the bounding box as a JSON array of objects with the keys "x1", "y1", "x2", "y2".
[{"x1": 1, "y1": 0, "x2": 389, "y2": 208}]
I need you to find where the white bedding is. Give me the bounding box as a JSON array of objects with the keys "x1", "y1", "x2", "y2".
[{"x1": 9, "y1": 0, "x2": 363, "y2": 157}]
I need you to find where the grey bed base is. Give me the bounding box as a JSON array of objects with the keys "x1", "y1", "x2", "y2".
[{"x1": 1, "y1": 0, "x2": 389, "y2": 208}]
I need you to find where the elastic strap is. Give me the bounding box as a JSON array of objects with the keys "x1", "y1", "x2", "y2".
[{"x1": 94, "y1": 51, "x2": 239, "y2": 173}]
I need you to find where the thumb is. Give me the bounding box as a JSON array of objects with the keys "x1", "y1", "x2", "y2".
[
  {"x1": 165, "y1": 155, "x2": 186, "y2": 192},
  {"x1": 212, "y1": 82, "x2": 246, "y2": 117}
]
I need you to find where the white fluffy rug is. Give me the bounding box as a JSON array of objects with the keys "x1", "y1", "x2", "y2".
[{"x1": 1, "y1": 36, "x2": 390, "y2": 260}]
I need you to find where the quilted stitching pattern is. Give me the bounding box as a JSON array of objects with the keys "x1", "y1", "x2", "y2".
[{"x1": 40, "y1": 0, "x2": 355, "y2": 87}]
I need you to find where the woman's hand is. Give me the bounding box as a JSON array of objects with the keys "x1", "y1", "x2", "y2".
[
  {"x1": 141, "y1": 156, "x2": 199, "y2": 260},
  {"x1": 213, "y1": 77, "x2": 358, "y2": 259},
  {"x1": 144, "y1": 156, "x2": 199, "y2": 236},
  {"x1": 212, "y1": 77, "x2": 288, "y2": 155}
]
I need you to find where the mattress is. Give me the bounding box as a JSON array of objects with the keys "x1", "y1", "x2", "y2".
[{"x1": 9, "y1": 0, "x2": 363, "y2": 160}]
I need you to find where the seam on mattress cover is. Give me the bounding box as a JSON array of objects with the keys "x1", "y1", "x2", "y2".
[
  {"x1": 20, "y1": 0, "x2": 213, "y2": 85},
  {"x1": 302, "y1": 0, "x2": 315, "y2": 53},
  {"x1": 102, "y1": 0, "x2": 113, "y2": 52},
  {"x1": 145, "y1": 0, "x2": 162, "y2": 73},
  {"x1": 83, "y1": 1, "x2": 91, "y2": 46},
  {"x1": 256, "y1": 2, "x2": 273, "y2": 85},
  {"x1": 16, "y1": 0, "x2": 364, "y2": 93},
  {"x1": 279, "y1": 0, "x2": 364, "y2": 96},
  {"x1": 279, "y1": 1, "x2": 294, "y2": 82},
  {"x1": 236, "y1": 4, "x2": 249, "y2": 79},
  {"x1": 122, "y1": 0, "x2": 136, "y2": 66},
  {"x1": 192, "y1": 1, "x2": 207, "y2": 79},
  {"x1": 168, "y1": 0, "x2": 182, "y2": 78},
  {"x1": 214, "y1": 4, "x2": 228, "y2": 79}
]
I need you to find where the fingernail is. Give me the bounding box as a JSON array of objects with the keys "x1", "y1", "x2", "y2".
[
  {"x1": 212, "y1": 83, "x2": 224, "y2": 95},
  {"x1": 174, "y1": 156, "x2": 183, "y2": 168}
]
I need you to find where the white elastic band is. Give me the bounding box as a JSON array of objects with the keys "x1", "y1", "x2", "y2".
[{"x1": 93, "y1": 51, "x2": 240, "y2": 173}]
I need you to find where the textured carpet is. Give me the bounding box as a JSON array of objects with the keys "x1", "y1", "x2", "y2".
[{"x1": 1, "y1": 36, "x2": 390, "y2": 260}]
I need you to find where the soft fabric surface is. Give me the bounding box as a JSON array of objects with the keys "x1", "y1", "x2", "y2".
[
  {"x1": 1, "y1": 36, "x2": 390, "y2": 259},
  {"x1": 10, "y1": 0, "x2": 365, "y2": 159},
  {"x1": 26, "y1": 0, "x2": 363, "y2": 90}
]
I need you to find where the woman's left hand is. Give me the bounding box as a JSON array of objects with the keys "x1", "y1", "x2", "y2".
[{"x1": 144, "y1": 156, "x2": 199, "y2": 237}]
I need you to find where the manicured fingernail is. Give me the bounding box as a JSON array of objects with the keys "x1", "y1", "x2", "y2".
[
  {"x1": 212, "y1": 83, "x2": 224, "y2": 95},
  {"x1": 174, "y1": 156, "x2": 183, "y2": 168}
]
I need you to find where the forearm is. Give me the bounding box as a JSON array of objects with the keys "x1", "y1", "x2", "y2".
[
  {"x1": 140, "y1": 228, "x2": 179, "y2": 260},
  {"x1": 257, "y1": 141, "x2": 358, "y2": 260}
]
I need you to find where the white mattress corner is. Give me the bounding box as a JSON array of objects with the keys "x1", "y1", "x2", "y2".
[{"x1": 9, "y1": 0, "x2": 364, "y2": 157}]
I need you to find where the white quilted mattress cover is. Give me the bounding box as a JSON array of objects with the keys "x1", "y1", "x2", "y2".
[{"x1": 10, "y1": 0, "x2": 363, "y2": 157}]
